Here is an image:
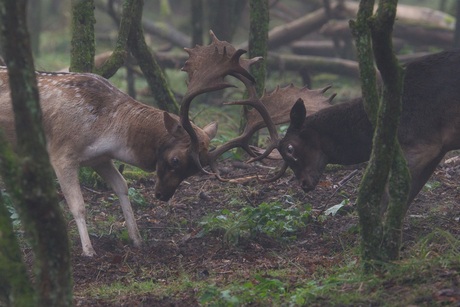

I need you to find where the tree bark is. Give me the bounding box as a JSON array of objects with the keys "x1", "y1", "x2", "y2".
[
  {"x1": 27, "y1": 0, "x2": 41, "y2": 55},
  {"x1": 263, "y1": 2, "x2": 340, "y2": 50},
  {"x1": 241, "y1": 0, "x2": 269, "y2": 144},
  {"x1": 70, "y1": 0, "x2": 96, "y2": 72},
  {"x1": 191, "y1": 0, "x2": 203, "y2": 47},
  {"x1": 350, "y1": 0, "x2": 410, "y2": 270},
  {"x1": 454, "y1": 0, "x2": 460, "y2": 48},
  {"x1": 0, "y1": 0, "x2": 73, "y2": 305},
  {"x1": 128, "y1": 0, "x2": 179, "y2": 113},
  {"x1": 95, "y1": 0, "x2": 135, "y2": 79},
  {"x1": 248, "y1": 0, "x2": 269, "y2": 95},
  {"x1": 207, "y1": 0, "x2": 247, "y2": 43}
]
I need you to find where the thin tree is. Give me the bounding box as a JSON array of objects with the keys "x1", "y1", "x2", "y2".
[
  {"x1": 191, "y1": 0, "x2": 204, "y2": 46},
  {"x1": 70, "y1": 0, "x2": 179, "y2": 113},
  {"x1": 70, "y1": 0, "x2": 96, "y2": 72},
  {"x1": 207, "y1": 0, "x2": 247, "y2": 43},
  {"x1": 350, "y1": 0, "x2": 410, "y2": 270},
  {"x1": 0, "y1": 0, "x2": 73, "y2": 305},
  {"x1": 241, "y1": 0, "x2": 269, "y2": 144},
  {"x1": 128, "y1": 0, "x2": 179, "y2": 113}
]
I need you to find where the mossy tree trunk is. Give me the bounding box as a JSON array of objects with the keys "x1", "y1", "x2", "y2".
[
  {"x1": 70, "y1": 0, "x2": 178, "y2": 113},
  {"x1": 0, "y1": 0, "x2": 73, "y2": 305},
  {"x1": 240, "y1": 0, "x2": 269, "y2": 144},
  {"x1": 248, "y1": 0, "x2": 268, "y2": 96},
  {"x1": 26, "y1": 0, "x2": 41, "y2": 55},
  {"x1": 128, "y1": 0, "x2": 179, "y2": 113},
  {"x1": 70, "y1": 0, "x2": 96, "y2": 72},
  {"x1": 350, "y1": 0, "x2": 410, "y2": 270},
  {"x1": 96, "y1": 0, "x2": 135, "y2": 79}
]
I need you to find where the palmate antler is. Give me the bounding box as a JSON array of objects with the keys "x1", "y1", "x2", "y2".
[
  {"x1": 180, "y1": 30, "x2": 335, "y2": 181},
  {"x1": 179, "y1": 30, "x2": 278, "y2": 176}
]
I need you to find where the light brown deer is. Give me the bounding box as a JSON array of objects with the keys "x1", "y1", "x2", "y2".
[
  {"x1": 0, "y1": 31, "x2": 333, "y2": 256},
  {"x1": 0, "y1": 68, "x2": 218, "y2": 256}
]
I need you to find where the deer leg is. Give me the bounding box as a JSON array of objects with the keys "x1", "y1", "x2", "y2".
[
  {"x1": 407, "y1": 153, "x2": 445, "y2": 205},
  {"x1": 379, "y1": 147, "x2": 444, "y2": 216},
  {"x1": 92, "y1": 160, "x2": 142, "y2": 248},
  {"x1": 54, "y1": 163, "x2": 96, "y2": 256}
]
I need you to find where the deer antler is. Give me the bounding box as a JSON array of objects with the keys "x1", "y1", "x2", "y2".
[
  {"x1": 180, "y1": 30, "x2": 335, "y2": 182},
  {"x1": 180, "y1": 30, "x2": 272, "y2": 175},
  {"x1": 179, "y1": 30, "x2": 263, "y2": 174},
  {"x1": 209, "y1": 85, "x2": 336, "y2": 181},
  {"x1": 244, "y1": 85, "x2": 336, "y2": 159}
]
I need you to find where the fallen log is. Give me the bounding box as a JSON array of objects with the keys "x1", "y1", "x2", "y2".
[{"x1": 320, "y1": 19, "x2": 454, "y2": 49}]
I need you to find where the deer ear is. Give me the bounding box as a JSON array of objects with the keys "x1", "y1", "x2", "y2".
[
  {"x1": 203, "y1": 122, "x2": 218, "y2": 140},
  {"x1": 164, "y1": 112, "x2": 187, "y2": 138},
  {"x1": 290, "y1": 98, "x2": 307, "y2": 130}
]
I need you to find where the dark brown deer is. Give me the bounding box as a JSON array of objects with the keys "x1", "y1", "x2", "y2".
[
  {"x1": 0, "y1": 31, "x2": 332, "y2": 256},
  {"x1": 276, "y1": 50, "x2": 460, "y2": 207}
]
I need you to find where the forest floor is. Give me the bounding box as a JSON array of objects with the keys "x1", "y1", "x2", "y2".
[{"x1": 29, "y1": 152, "x2": 459, "y2": 306}]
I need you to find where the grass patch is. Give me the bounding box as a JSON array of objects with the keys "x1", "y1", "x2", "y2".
[
  {"x1": 197, "y1": 236, "x2": 460, "y2": 306},
  {"x1": 199, "y1": 201, "x2": 312, "y2": 245}
]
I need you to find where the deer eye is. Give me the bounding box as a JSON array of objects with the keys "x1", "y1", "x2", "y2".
[
  {"x1": 170, "y1": 157, "x2": 180, "y2": 169},
  {"x1": 285, "y1": 144, "x2": 298, "y2": 162}
]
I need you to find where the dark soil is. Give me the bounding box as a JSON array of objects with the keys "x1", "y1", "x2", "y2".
[{"x1": 56, "y1": 154, "x2": 458, "y2": 306}]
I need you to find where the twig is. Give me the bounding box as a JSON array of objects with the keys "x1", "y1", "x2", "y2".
[{"x1": 316, "y1": 169, "x2": 359, "y2": 217}]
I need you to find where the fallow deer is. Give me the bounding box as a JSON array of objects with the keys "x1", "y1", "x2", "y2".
[
  {"x1": 276, "y1": 49, "x2": 460, "y2": 208},
  {"x1": 0, "y1": 31, "x2": 333, "y2": 256},
  {"x1": 0, "y1": 67, "x2": 220, "y2": 256}
]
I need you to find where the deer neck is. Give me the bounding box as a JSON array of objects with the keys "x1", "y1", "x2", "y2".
[
  {"x1": 111, "y1": 103, "x2": 167, "y2": 171},
  {"x1": 311, "y1": 99, "x2": 374, "y2": 165}
]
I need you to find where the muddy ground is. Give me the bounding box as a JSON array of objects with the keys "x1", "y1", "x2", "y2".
[{"x1": 47, "y1": 153, "x2": 459, "y2": 306}]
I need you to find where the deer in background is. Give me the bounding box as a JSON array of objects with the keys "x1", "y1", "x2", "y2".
[
  {"x1": 0, "y1": 31, "x2": 333, "y2": 256},
  {"x1": 275, "y1": 50, "x2": 460, "y2": 208}
]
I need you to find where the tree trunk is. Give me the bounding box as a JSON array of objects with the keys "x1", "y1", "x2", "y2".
[
  {"x1": 191, "y1": 0, "x2": 204, "y2": 47},
  {"x1": 350, "y1": 0, "x2": 410, "y2": 270},
  {"x1": 0, "y1": 189, "x2": 34, "y2": 306},
  {"x1": 240, "y1": 0, "x2": 269, "y2": 144},
  {"x1": 264, "y1": 3, "x2": 338, "y2": 50},
  {"x1": 207, "y1": 0, "x2": 247, "y2": 43},
  {"x1": 95, "y1": 0, "x2": 135, "y2": 79},
  {"x1": 70, "y1": 0, "x2": 96, "y2": 72},
  {"x1": 27, "y1": 0, "x2": 41, "y2": 56},
  {"x1": 128, "y1": 0, "x2": 179, "y2": 113},
  {"x1": 0, "y1": 0, "x2": 73, "y2": 305},
  {"x1": 248, "y1": 0, "x2": 268, "y2": 95},
  {"x1": 454, "y1": 0, "x2": 460, "y2": 48}
]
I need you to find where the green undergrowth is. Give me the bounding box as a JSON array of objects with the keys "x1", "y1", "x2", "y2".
[
  {"x1": 80, "y1": 228, "x2": 459, "y2": 306},
  {"x1": 198, "y1": 201, "x2": 313, "y2": 245}
]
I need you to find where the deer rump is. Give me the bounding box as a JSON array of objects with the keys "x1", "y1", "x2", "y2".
[{"x1": 279, "y1": 49, "x2": 460, "y2": 205}]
